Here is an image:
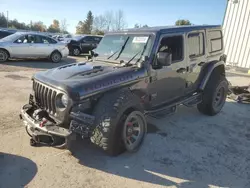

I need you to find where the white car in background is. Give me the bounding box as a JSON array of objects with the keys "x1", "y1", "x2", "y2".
[
  {"x1": 52, "y1": 34, "x2": 73, "y2": 44},
  {"x1": 0, "y1": 32, "x2": 69, "y2": 63}
]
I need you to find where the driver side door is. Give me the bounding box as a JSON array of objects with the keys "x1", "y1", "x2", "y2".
[{"x1": 148, "y1": 33, "x2": 188, "y2": 108}]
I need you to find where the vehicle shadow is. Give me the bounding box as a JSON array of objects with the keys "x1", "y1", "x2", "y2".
[
  {"x1": 0, "y1": 152, "x2": 37, "y2": 188},
  {"x1": 0, "y1": 56, "x2": 83, "y2": 70},
  {"x1": 68, "y1": 100, "x2": 250, "y2": 188}
]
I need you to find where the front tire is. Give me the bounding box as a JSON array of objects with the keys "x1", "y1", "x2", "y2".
[
  {"x1": 90, "y1": 89, "x2": 147, "y2": 156},
  {"x1": 72, "y1": 47, "x2": 81, "y2": 56},
  {"x1": 0, "y1": 49, "x2": 9, "y2": 62},
  {"x1": 50, "y1": 51, "x2": 62, "y2": 63},
  {"x1": 197, "y1": 73, "x2": 228, "y2": 116}
]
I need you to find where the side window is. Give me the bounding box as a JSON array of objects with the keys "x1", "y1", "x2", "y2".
[
  {"x1": 48, "y1": 37, "x2": 57, "y2": 44},
  {"x1": 27, "y1": 35, "x2": 35, "y2": 43},
  {"x1": 208, "y1": 30, "x2": 223, "y2": 53},
  {"x1": 14, "y1": 35, "x2": 26, "y2": 43},
  {"x1": 33, "y1": 35, "x2": 44, "y2": 44},
  {"x1": 158, "y1": 35, "x2": 183, "y2": 62},
  {"x1": 34, "y1": 35, "x2": 57, "y2": 44},
  {"x1": 94, "y1": 37, "x2": 102, "y2": 43},
  {"x1": 188, "y1": 32, "x2": 204, "y2": 58},
  {"x1": 82, "y1": 36, "x2": 94, "y2": 43},
  {"x1": 15, "y1": 35, "x2": 34, "y2": 43}
]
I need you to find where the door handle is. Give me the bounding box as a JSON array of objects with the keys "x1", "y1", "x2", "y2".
[
  {"x1": 198, "y1": 62, "x2": 205, "y2": 66},
  {"x1": 176, "y1": 68, "x2": 186, "y2": 73}
]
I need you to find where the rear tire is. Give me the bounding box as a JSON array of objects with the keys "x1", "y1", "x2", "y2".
[
  {"x1": 197, "y1": 73, "x2": 228, "y2": 116},
  {"x1": 0, "y1": 49, "x2": 9, "y2": 62},
  {"x1": 50, "y1": 51, "x2": 62, "y2": 63},
  {"x1": 90, "y1": 89, "x2": 147, "y2": 156}
]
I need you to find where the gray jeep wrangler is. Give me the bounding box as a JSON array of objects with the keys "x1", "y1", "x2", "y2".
[{"x1": 20, "y1": 25, "x2": 228, "y2": 156}]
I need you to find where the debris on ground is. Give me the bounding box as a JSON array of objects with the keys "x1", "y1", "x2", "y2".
[{"x1": 227, "y1": 82, "x2": 250, "y2": 103}]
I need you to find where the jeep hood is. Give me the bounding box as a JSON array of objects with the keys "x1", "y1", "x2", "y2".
[{"x1": 34, "y1": 61, "x2": 147, "y2": 100}]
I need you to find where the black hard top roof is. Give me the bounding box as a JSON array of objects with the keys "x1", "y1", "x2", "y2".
[{"x1": 107, "y1": 25, "x2": 221, "y2": 34}]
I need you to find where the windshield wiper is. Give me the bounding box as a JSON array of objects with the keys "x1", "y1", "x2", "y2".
[
  {"x1": 114, "y1": 37, "x2": 130, "y2": 60},
  {"x1": 107, "y1": 48, "x2": 120, "y2": 59},
  {"x1": 107, "y1": 37, "x2": 129, "y2": 60},
  {"x1": 122, "y1": 38, "x2": 150, "y2": 66}
]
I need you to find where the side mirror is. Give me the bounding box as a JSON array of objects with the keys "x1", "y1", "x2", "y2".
[
  {"x1": 157, "y1": 52, "x2": 172, "y2": 66},
  {"x1": 92, "y1": 52, "x2": 98, "y2": 57}
]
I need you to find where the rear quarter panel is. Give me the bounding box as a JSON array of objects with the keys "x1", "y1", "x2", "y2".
[{"x1": 206, "y1": 28, "x2": 224, "y2": 62}]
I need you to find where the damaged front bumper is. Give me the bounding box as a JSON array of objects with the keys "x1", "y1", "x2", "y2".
[
  {"x1": 20, "y1": 103, "x2": 96, "y2": 148},
  {"x1": 20, "y1": 104, "x2": 72, "y2": 148}
]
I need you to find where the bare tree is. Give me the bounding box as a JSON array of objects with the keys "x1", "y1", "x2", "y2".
[
  {"x1": 60, "y1": 18, "x2": 68, "y2": 33},
  {"x1": 114, "y1": 10, "x2": 126, "y2": 31},
  {"x1": 104, "y1": 10, "x2": 114, "y2": 31},
  {"x1": 93, "y1": 15, "x2": 106, "y2": 31},
  {"x1": 92, "y1": 10, "x2": 128, "y2": 34}
]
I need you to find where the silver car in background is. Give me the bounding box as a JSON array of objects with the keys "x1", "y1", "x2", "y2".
[{"x1": 0, "y1": 32, "x2": 69, "y2": 63}]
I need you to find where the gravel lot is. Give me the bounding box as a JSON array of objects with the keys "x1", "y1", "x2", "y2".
[{"x1": 0, "y1": 57, "x2": 250, "y2": 188}]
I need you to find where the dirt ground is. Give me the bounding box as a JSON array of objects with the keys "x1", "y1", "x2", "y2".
[{"x1": 0, "y1": 57, "x2": 250, "y2": 188}]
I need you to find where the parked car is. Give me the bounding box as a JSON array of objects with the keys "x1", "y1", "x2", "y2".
[
  {"x1": 0, "y1": 30, "x2": 16, "y2": 39},
  {"x1": 61, "y1": 34, "x2": 73, "y2": 43},
  {"x1": 0, "y1": 32, "x2": 69, "y2": 63},
  {"x1": 51, "y1": 34, "x2": 73, "y2": 43},
  {"x1": 20, "y1": 25, "x2": 228, "y2": 156},
  {"x1": 67, "y1": 35, "x2": 103, "y2": 56}
]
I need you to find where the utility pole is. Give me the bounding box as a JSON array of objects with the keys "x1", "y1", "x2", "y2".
[{"x1": 6, "y1": 11, "x2": 8, "y2": 28}]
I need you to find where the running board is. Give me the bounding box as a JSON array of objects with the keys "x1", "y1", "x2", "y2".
[
  {"x1": 183, "y1": 93, "x2": 202, "y2": 107},
  {"x1": 145, "y1": 93, "x2": 202, "y2": 119}
]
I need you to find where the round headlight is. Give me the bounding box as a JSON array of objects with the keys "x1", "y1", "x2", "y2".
[{"x1": 61, "y1": 94, "x2": 69, "y2": 107}]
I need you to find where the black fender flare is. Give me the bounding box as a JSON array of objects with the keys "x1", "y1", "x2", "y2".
[
  {"x1": 199, "y1": 61, "x2": 225, "y2": 90},
  {"x1": 69, "y1": 44, "x2": 81, "y2": 51}
]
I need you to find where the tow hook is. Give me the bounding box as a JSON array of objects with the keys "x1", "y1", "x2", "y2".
[
  {"x1": 39, "y1": 118, "x2": 48, "y2": 127},
  {"x1": 30, "y1": 138, "x2": 37, "y2": 146}
]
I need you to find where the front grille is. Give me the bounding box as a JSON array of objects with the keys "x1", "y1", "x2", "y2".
[{"x1": 33, "y1": 81, "x2": 57, "y2": 114}]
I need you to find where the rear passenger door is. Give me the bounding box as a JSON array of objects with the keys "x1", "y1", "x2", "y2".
[
  {"x1": 185, "y1": 30, "x2": 206, "y2": 94},
  {"x1": 33, "y1": 35, "x2": 55, "y2": 57}
]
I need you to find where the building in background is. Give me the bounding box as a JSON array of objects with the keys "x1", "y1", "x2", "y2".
[{"x1": 223, "y1": 0, "x2": 250, "y2": 69}]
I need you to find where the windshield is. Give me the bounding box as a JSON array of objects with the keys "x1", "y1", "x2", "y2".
[
  {"x1": 94, "y1": 34, "x2": 153, "y2": 63},
  {"x1": 0, "y1": 32, "x2": 21, "y2": 42}
]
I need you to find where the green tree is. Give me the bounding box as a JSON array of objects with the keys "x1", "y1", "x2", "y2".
[
  {"x1": 31, "y1": 21, "x2": 47, "y2": 32},
  {"x1": 133, "y1": 24, "x2": 149, "y2": 28},
  {"x1": 134, "y1": 23, "x2": 140, "y2": 28},
  {"x1": 47, "y1": 19, "x2": 60, "y2": 33},
  {"x1": 142, "y1": 24, "x2": 149, "y2": 28},
  {"x1": 175, "y1": 19, "x2": 191, "y2": 26},
  {"x1": 75, "y1": 11, "x2": 94, "y2": 34},
  {"x1": 0, "y1": 13, "x2": 7, "y2": 27},
  {"x1": 84, "y1": 11, "x2": 94, "y2": 34}
]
